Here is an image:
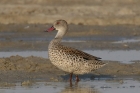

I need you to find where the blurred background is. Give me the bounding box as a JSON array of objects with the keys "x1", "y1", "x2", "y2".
[{"x1": 0, "y1": 0, "x2": 140, "y2": 25}]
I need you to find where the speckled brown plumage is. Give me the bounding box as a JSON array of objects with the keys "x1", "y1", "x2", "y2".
[{"x1": 47, "y1": 20, "x2": 107, "y2": 82}]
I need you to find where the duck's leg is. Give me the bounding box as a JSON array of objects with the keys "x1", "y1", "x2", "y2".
[
  {"x1": 69, "y1": 73, "x2": 73, "y2": 87},
  {"x1": 69, "y1": 73, "x2": 73, "y2": 82},
  {"x1": 76, "y1": 75, "x2": 80, "y2": 82}
]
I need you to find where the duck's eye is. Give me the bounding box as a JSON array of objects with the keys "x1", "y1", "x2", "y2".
[{"x1": 56, "y1": 22, "x2": 60, "y2": 24}]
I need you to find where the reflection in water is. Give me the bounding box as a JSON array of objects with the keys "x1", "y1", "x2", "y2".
[
  {"x1": 61, "y1": 87, "x2": 99, "y2": 93},
  {"x1": 61, "y1": 81, "x2": 99, "y2": 93}
]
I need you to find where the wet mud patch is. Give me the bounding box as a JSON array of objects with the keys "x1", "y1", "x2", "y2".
[{"x1": 0, "y1": 56, "x2": 140, "y2": 83}]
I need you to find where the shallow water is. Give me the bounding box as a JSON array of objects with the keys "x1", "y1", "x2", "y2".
[
  {"x1": 0, "y1": 79, "x2": 140, "y2": 93},
  {"x1": 0, "y1": 50, "x2": 140, "y2": 64}
]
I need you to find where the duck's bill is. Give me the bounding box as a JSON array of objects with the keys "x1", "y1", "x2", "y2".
[{"x1": 45, "y1": 26, "x2": 55, "y2": 32}]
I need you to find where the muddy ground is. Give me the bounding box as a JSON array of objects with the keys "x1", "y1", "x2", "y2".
[
  {"x1": 0, "y1": 0, "x2": 140, "y2": 86},
  {"x1": 0, "y1": 55, "x2": 140, "y2": 85}
]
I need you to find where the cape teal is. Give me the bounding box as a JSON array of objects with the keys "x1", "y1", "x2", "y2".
[{"x1": 46, "y1": 20, "x2": 107, "y2": 82}]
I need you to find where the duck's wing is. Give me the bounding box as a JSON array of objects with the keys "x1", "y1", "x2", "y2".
[{"x1": 59, "y1": 44, "x2": 101, "y2": 61}]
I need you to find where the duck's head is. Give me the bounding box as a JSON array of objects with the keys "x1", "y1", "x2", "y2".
[
  {"x1": 46, "y1": 20, "x2": 68, "y2": 39},
  {"x1": 47, "y1": 20, "x2": 68, "y2": 32}
]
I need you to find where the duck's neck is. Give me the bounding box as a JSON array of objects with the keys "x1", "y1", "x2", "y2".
[
  {"x1": 55, "y1": 28, "x2": 66, "y2": 39},
  {"x1": 54, "y1": 28, "x2": 66, "y2": 42}
]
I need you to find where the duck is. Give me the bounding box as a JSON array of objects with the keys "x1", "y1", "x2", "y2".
[{"x1": 46, "y1": 20, "x2": 107, "y2": 82}]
